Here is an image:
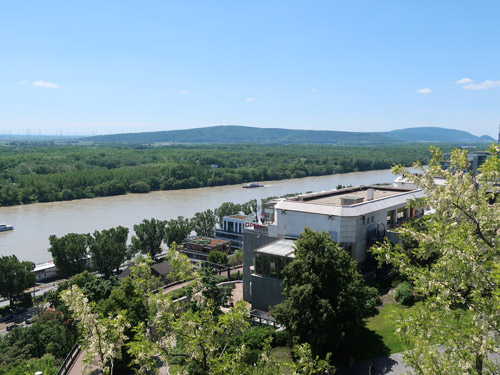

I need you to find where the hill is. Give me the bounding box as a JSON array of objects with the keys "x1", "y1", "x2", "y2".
[{"x1": 84, "y1": 125, "x2": 495, "y2": 145}]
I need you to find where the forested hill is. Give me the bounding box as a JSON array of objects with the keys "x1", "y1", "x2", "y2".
[{"x1": 85, "y1": 125, "x2": 495, "y2": 144}]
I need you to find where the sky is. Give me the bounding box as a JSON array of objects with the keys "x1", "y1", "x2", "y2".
[{"x1": 1, "y1": 1, "x2": 500, "y2": 137}]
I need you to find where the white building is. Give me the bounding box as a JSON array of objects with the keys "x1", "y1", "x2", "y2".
[
  {"x1": 271, "y1": 185, "x2": 425, "y2": 263},
  {"x1": 242, "y1": 185, "x2": 426, "y2": 310}
]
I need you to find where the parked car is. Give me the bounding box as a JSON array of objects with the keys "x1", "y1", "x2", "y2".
[
  {"x1": 1, "y1": 314, "x2": 14, "y2": 323},
  {"x1": 14, "y1": 307, "x2": 26, "y2": 315},
  {"x1": 25, "y1": 318, "x2": 32, "y2": 325},
  {"x1": 6, "y1": 323, "x2": 19, "y2": 331}
]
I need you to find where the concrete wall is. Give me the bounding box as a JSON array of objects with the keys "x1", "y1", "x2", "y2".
[
  {"x1": 276, "y1": 209, "x2": 340, "y2": 239},
  {"x1": 250, "y1": 274, "x2": 284, "y2": 311},
  {"x1": 242, "y1": 230, "x2": 278, "y2": 303}
]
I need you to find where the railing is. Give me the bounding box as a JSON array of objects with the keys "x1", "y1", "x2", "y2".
[{"x1": 57, "y1": 344, "x2": 80, "y2": 375}]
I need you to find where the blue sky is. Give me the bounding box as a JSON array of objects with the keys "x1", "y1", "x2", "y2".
[{"x1": 1, "y1": 1, "x2": 499, "y2": 137}]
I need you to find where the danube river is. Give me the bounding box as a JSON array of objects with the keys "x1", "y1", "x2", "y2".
[{"x1": 0, "y1": 168, "x2": 401, "y2": 263}]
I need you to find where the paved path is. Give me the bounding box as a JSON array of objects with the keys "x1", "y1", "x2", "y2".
[{"x1": 337, "y1": 353, "x2": 413, "y2": 375}]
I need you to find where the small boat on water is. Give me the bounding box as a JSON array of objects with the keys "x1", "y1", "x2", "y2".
[
  {"x1": 0, "y1": 224, "x2": 13, "y2": 232},
  {"x1": 243, "y1": 182, "x2": 264, "y2": 188}
]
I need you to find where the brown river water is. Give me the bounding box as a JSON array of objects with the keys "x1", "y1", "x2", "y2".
[{"x1": 0, "y1": 168, "x2": 400, "y2": 263}]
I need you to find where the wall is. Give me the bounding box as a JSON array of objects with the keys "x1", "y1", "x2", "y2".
[
  {"x1": 242, "y1": 230, "x2": 278, "y2": 303},
  {"x1": 250, "y1": 274, "x2": 284, "y2": 311}
]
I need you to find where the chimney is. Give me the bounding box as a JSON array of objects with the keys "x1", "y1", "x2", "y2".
[{"x1": 367, "y1": 188, "x2": 375, "y2": 201}]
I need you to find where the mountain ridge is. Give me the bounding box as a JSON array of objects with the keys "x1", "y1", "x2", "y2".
[{"x1": 84, "y1": 125, "x2": 496, "y2": 145}]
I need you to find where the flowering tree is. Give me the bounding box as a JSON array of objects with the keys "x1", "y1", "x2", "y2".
[
  {"x1": 373, "y1": 145, "x2": 500, "y2": 374},
  {"x1": 61, "y1": 285, "x2": 129, "y2": 374}
]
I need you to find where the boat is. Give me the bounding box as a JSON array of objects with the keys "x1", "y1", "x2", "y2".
[
  {"x1": 0, "y1": 224, "x2": 13, "y2": 232},
  {"x1": 243, "y1": 182, "x2": 264, "y2": 188}
]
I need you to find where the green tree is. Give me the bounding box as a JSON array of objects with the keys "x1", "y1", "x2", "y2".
[
  {"x1": 192, "y1": 209, "x2": 217, "y2": 237},
  {"x1": 372, "y1": 145, "x2": 500, "y2": 374},
  {"x1": 48, "y1": 233, "x2": 89, "y2": 278},
  {"x1": 273, "y1": 228, "x2": 377, "y2": 358},
  {"x1": 164, "y1": 216, "x2": 193, "y2": 246},
  {"x1": 88, "y1": 226, "x2": 130, "y2": 277},
  {"x1": 207, "y1": 250, "x2": 229, "y2": 266},
  {"x1": 215, "y1": 202, "x2": 242, "y2": 224},
  {"x1": 0, "y1": 255, "x2": 35, "y2": 309},
  {"x1": 131, "y1": 218, "x2": 166, "y2": 260}
]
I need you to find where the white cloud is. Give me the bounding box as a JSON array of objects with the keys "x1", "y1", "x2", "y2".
[
  {"x1": 455, "y1": 77, "x2": 473, "y2": 84},
  {"x1": 245, "y1": 97, "x2": 254, "y2": 102},
  {"x1": 416, "y1": 88, "x2": 432, "y2": 94},
  {"x1": 32, "y1": 81, "x2": 59, "y2": 88},
  {"x1": 180, "y1": 89, "x2": 189, "y2": 94},
  {"x1": 311, "y1": 88, "x2": 318, "y2": 93},
  {"x1": 462, "y1": 80, "x2": 500, "y2": 90},
  {"x1": 17, "y1": 80, "x2": 27, "y2": 85}
]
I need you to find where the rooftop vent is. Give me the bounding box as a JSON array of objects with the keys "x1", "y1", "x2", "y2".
[
  {"x1": 367, "y1": 188, "x2": 375, "y2": 201},
  {"x1": 340, "y1": 196, "x2": 364, "y2": 206}
]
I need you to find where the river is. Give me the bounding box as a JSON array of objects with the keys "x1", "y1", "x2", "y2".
[{"x1": 0, "y1": 168, "x2": 400, "y2": 263}]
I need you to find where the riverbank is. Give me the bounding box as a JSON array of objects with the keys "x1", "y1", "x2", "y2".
[{"x1": 0, "y1": 168, "x2": 401, "y2": 263}]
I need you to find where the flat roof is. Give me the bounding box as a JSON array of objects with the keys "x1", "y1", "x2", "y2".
[
  {"x1": 299, "y1": 186, "x2": 409, "y2": 206},
  {"x1": 275, "y1": 185, "x2": 425, "y2": 217},
  {"x1": 225, "y1": 214, "x2": 249, "y2": 220},
  {"x1": 255, "y1": 238, "x2": 295, "y2": 258},
  {"x1": 185, "y1": 236, "x2": 230, "y2": 246}
]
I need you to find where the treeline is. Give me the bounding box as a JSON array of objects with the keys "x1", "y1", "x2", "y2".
[{"x1": 0, "y1": 142, "x2": 449, "y2": 206}]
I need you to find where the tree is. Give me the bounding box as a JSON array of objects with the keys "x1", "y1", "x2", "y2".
[
  {"x1": 372, "y1": 145, "x2": 500, "y2": 374},
  {"x1": 192, "y1": 209, "x2": 217, "y2": 237},
  {"x1": 207, "y1": 250, "x2": 229, "y2": 266},
  {"x1": 131, "y1": 218, "x2": 166, "y2": 260},
  {"x1": 215, "y1": 202, "x2": 242, "y2": 224},
  {"x1": 164, "y1": 216, "x2": 193, "y2": 246},
  {"x1": 0, "y1": 255, "x2": 35, "y2": 309},
  {"x1": 88, "y1": 226, "x2": 130, "y2": 277},
  {"x1": 48, "y1": 233, "x2": 89, "y2": 278},
  {"x1": 273, "y1": 228, "x2": 377, "y2": 358},
  {"x1": 61, "y1": 285, "x2": 129, "y2": 375}
]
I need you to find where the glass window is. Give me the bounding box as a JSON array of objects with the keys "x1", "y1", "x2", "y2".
[
  {"x1": 278, "y1": 257, "x2": 287, "y2": 279},
  {"x1": 255, "y1": 254, "x2": 263, "y2": 275},
  {"x1": 263, "y1": 255, "x2": 270, "y2": 277},
  {"x1": 269, "y1": 257, "x2": 278, "y2": 278}
]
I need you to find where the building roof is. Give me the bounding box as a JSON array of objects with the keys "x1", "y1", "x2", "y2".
[
  {"x1": 184, "y1": 236, "x2": 230, "y2": 246},
  {"x1": 255, "y1": 238, "x2": 296, "y2": 258},
  {"x1": 275, "y1": 185, "x2": 425, "y2": 217},
  {"x1": 34, "y1": 260, "x2": 57, "y2": 272},
  {"x1": 225, "y1": 214, "x2": 252, "y2": 221}
]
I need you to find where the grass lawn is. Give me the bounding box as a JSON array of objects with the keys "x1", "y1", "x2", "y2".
[{"x1": 365, "y1": 303, "x2": 411, "y2": 355}]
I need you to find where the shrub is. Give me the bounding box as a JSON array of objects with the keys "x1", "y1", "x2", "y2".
[{"x1": 395, "y1": 281, "x2": 413, "y2": 305}]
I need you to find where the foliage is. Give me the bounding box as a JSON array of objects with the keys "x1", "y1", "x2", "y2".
[
  {"x1": 0, "y1": 309, "x2": 77, "y2": 368},
  {"x1": 48, "y1": 232, "x2": 89, "y2": 278},
  {"x1": 165, "y1": 216, "x2": 193, "y2": 246},
  {"x1": 394, "y1": 282, "x2": 413, "y2": 306},
  {"x1": 207, "y1": 250, "x2": 229, "y2": 266},
  {"x1": 88, "y1": 226, "x2": 131, "y2": 277},
  {"x1": 273, "y1": 228, "x2": 377, "y2": 358},
  {"x1": 131, "y1": 218, "x2": 166, "y2": 260},
  {"x1": 0, "y1": 255, "x2": 35, "y2": 308},
  {"x1": 372, "y1": 145, "x2": 500, "y2": 374},
  {"x1": 0, "y1": 354, "x2": 58, "y2": 375},
  {"x1": 61, "y1": 285, "x2": 130, "y2": 374},
  {"x1": 214, "y1": 202, "x2": 242, "y2": 223},
  {"x1": 0, "y1": 142, "x2": 442, "y2": 206},
  {"x1": 61, "y1": 254, "x2": 333, "y2": 375},
  {"x1": 187, "y1": 267, "x2": 232, "y2": 312},
  {"x1": 229, "y1": 249, "x2": 243, "y2": 266},
  {"x1": 192, "y1": 209, "x2": 217, "y2": 237}
]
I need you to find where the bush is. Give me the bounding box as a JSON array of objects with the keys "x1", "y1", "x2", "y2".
[
  {"x1": 273, "y1": 329, "x2": 289, "y2": 347},
  {"x1": 395, "y1": 281, "x2": 414, "y2": 305},
  {"x1": 239, "y1": 326, "x2": 276, "y2": 350}
]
